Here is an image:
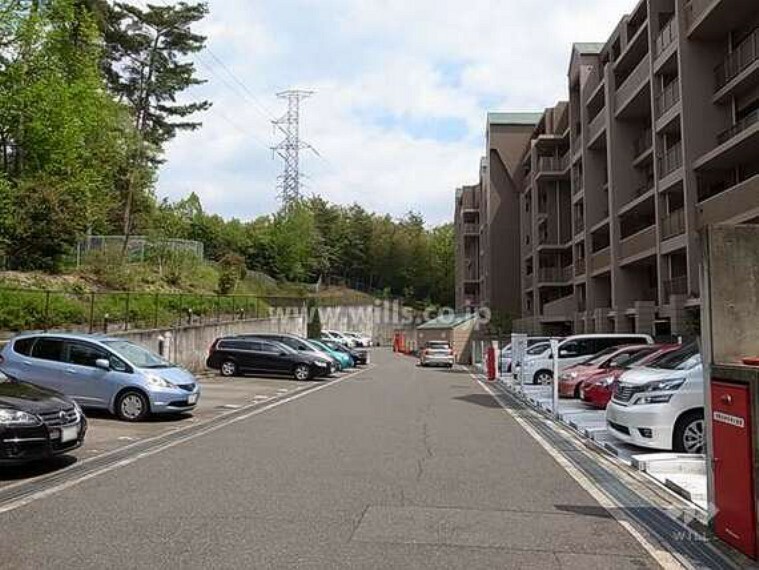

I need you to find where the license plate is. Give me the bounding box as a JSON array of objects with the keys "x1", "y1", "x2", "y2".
[
  {"x1": 61, "y1": 425, "x2": 78, "y2": 443},
  {"x1": 187, "y1": 393, "x2": 198, "y2": 405}
]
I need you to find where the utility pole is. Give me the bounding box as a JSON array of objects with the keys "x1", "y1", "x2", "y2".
[{"x1": 272, "y1": 89, "x2": 317, "y2": 204}]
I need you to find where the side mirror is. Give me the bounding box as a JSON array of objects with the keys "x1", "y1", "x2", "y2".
[
  {"x1": 280, "y1": 351, "x2": 287, "y2": 356},
  {"x1": 95, "y1": 358, "x2": 111, "y2": 370}
]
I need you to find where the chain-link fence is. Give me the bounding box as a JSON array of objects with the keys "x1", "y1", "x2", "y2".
[{"x1": 73, "y1": 235, "x2": 204, "y2": 267}]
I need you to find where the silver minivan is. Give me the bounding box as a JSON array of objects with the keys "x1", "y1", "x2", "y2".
[{"x1": 0, "y1": 333, "x2": 200, "y2": 421}]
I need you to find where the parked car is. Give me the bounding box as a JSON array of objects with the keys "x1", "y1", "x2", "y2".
[
  {"x1": 522, "y1": 334, "x2": 654, "y2": 385},
  {"x1": 579, "y1": 344, "x2": 681, "y2": 409},
  {"x1": 207, "y1": 337, "x2": 331, "y2": 381},
  {"x1": 241, "y1": 333, "x2": 339, "y2": 374},
  {"x1": 605, "y1": 342, "x2": 704, "y2": 453},
  {"x1": 419, "y1": 341, "x2": 454, "y2": 368},
  {"x1": 500, "y1": 337, "x2": 560, "y2": 374},
  {"x1": 344, "y1": 332, "x2": 372, "y2": 347},
  {"x1": 0, "y1": 369, "x2": 88, "y2": 465},
  {"x1": 0, "y1": 333, "x2": 200, "y2": 422},
  {"x1": 322, "y1": 330, "x2": 357, "y2": 348},
  {"x1": 308, "y1": 339, "x2": 353, "y2": 370},
  {"x1": 322, "y1": 339, "x2": 369, "y2": 365},
  {"x1": 557, "y1": 344, "x2": 654, "y2": 398}
]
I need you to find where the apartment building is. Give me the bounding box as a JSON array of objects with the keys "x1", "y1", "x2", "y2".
[
  {"x1": 454, "y1": 113, "x2": 540, "y2": 316},
  {"x1": 507, "y1": 0, "x2": 759, "y2": 337},
  {"x1": 510, "y1": 0, "x2": 759, "y2": 334}
]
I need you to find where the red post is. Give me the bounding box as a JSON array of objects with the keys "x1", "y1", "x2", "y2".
[{"x1": 486, "y1": 345, "x2": 496, "y2": 381}]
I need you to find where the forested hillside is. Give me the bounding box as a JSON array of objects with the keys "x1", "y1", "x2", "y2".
[{"x1": 0, "y1": 0, "x2": 454, "y2": 307}]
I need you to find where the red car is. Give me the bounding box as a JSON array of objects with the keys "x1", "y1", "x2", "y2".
[
  {"x1": 557, "y1": 344, "x2": 654, "y2": 398},
  {"x1": 579, "y1": 344, "x2": 681, "y2": 408}
]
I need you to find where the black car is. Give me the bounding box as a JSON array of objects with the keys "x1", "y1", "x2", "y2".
[
  {"x1": 206, "y1": 337, "x2": 332, "y2": 381},
  {"x1": 322, "y1": 339, "x2": 369, "y2": 365},
  {"x1": 0, "y1": 370, "x2": 87, "y2": 465},
  {"x1": 238, "y1": 333, "x2": 340, "y2": 373}
]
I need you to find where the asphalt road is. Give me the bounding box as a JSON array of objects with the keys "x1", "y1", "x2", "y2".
[{"x1": 0, "y1": 349, "x2": 657, "y2": 569}]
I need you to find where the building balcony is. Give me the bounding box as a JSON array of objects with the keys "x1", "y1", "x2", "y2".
[
  {"x1": 633, "y1": 128, "x2": 653, "y2": 159},
  {"x1": 686, "y1": 0, "x2": 757, "y2": 40},
  {"x1": 541, "y1": 294, "x2": 575, "y2": 319},
  {"x1": 654, "y1": 17, "x2": 678, "y2": 59},
  {"x1": 575, "y1": 257, "x2": 586, "y2": 276},
  {"x1": 619, "y1": 225, "x2": 656, "y2": 263},
  {"x1": 615, "y1": 57, "x2": 649, "y2": 113},
  {"x1": 462, "y1": 223, "x2": 480, "y2": 236},
  {"x1": 574, "y1": 217, "x2": 585, "y2": 235},
  {"x1": 587, "y1": 110, "x2": 606, "y2": 145},
  {"x1": 655, "y1": 80, "x2": 680, "y2": 118},
  {"x1": 661, "y1": 208, "x2": 686, "y2": 240},
  {"x1": 663, "y1": 276, "x2": 688, "y2": 299},
  {"x1": 536, "y1": 155, "x2": 569, "y2": 179},
  {"x1": 523, "y1": 273, "x2": 534, "y2": 290},
  {"x1": 715, "y1": 27, "x2": 759, "y2": 94},
  {"x1": 697, "y1": 173, "x2": 759, "y2": 227},
  {"x1": 657, "y1": 141, "x2": 683, "y2": 179},
  {"x1": 591, "y1": 247, "x2": 611, "y2": 273},
  {"x1": 717, "y1": 109, "x2": 759, "y2": 146},
  {"x1": 537, "y1": 266, "x2": 573, "y2": 284}
]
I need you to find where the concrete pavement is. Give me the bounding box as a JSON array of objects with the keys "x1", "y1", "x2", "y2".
[{"x1": 0, "y1": 349, "x2": 657, "y2": 568}]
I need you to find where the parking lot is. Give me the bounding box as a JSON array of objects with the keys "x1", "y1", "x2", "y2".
[{"x1": 0, "y1": 370, "x2": 367, "y2": 487}]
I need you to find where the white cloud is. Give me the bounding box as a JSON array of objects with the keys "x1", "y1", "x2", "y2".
[{"x1": 158, "y1": 0, "x2": 633, "y2": 224}]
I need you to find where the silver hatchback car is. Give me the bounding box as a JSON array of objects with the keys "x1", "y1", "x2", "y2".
[{"x1": 0, "y1": 333, "x2": 200, "y2": 421}]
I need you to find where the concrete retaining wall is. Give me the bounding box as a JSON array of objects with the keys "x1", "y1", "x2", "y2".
[{"x1": 112, "y1": 315, "x2": 306, "y2": 372}]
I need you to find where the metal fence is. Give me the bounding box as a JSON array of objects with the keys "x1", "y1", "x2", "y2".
[
  {"x1": 74, "y1": 235, "x2": 204, "y2": 267},
  {"x1": 0, "y1": 289, "x2": 310, "y2": 334}
]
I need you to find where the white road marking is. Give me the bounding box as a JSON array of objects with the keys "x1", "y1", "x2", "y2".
[
  {"x1": 0, "y1": 365, "x2": 374, "y2": 516},
  {"x1": 473, "y1": 374, "x2": 688, "y2": 570}
]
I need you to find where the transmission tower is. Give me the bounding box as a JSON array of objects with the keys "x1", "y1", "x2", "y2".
[{"x1": 272, "y1": 89, "x2": 317, "y2": 203}]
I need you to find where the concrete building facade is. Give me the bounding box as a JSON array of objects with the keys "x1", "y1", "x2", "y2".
[
  {"x1": 454, "y1": 113, "x2": 540, "y2": 318},
  {"x1": 455, "y1": 0, "x2": 759, "y2": 338}
]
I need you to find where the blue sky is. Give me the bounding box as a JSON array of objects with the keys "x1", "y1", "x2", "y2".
[{"x1": 157, "y1": 0, "x2": 633, "y2": 225}]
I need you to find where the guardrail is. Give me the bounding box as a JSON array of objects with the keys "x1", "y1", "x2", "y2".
[
  {"x1": 658, "y1": 141, "x2": 683, "y2": 178},
  {"x1": 664, "y1": 276, "x2": 688, "y2": 298},
  {"x1": 717, "y1": 108, "x2": 759, "y2": 145},
  {"x1": 654, "y1": 17, "x2": 677, "y2": 57},
  {"x1": 655, "y1": 80, "x2": 680, "y2": 118},
  {"x1": 661, "y1": 208, "x2": 686, "y2": 240}
]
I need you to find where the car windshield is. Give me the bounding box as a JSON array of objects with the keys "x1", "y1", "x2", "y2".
[
  {"x1": 102, "y1": 340, "x2": 172, "y2": 369},
  {"x1": 579, "y1": 346, "x2": 620, "y2": 366},
  {"x1": 527, "y1": 343, "x2": 549, "y2": 355},
  {"x1": 650, "y1": 343, "x2": 701, "y2": 370}
]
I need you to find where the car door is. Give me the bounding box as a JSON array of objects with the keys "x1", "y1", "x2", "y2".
[
  {"x1": 221, "y1": 340, "x2": 257, "y2": 371},
  {"x1": 25, "y1": 337, "x2": 66, "y2": 392},
  {"x1": 61, "y1": 340, "x2": 115, "y2": 407},
  {"x1": 258, "y1": 341, "x2": 291, "y2": 373}
]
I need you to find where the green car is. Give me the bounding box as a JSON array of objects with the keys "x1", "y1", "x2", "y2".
[{"x1": 309, "y1": 339, "x2": 353, "y2": 370}]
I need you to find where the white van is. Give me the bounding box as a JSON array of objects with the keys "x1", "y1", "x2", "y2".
[
  {"x1": 522, "y1": 333, "x2": 653, "y2": 385},
  {"x1": 605, "y1": 343, "x2": 703, "y2": 453}
]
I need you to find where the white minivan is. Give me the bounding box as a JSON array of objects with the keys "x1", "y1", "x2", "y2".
[
  {"x1": 605, "y1": 342, "x2": 703, "y2": 453},
  {"x1": 522, "y1": 333, "x2": 653, "y2": 385}
]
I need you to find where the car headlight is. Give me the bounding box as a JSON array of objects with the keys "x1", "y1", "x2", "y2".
[
  {"x1": 0, "y1": 408, "x2": 41, "y2": 426},
  {"x1": 314, "y1": 360, "x2": 328, "y2": 367},
  {"x1": 71, "y1": 400, "x2": 84, "y2": 420},
  {"x1": 644, "y1": 378, "x2": 685, "y2": 392},
  {"x1": 598, "y1": 375, "x2": 616, "y2": 387},
  {"x1": 632, "y1": 378, "x2": 685, "y2": 405},
  {"x1": 146, "y1": 374, "x2": 177, "y2": 389}
]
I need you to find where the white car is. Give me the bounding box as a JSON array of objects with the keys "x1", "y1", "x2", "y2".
[
  {"x1": 322, "y1": 330, "x2": 356, "y2": 348},
  {"x1": 605, "y1": 343, "x2": 704, "y2": 453},
  {"x1": 500, "y1": 337, "x2": 557, "y2": 374},
  {"x1": 522, "y1": 334, "x2": 653, "y2": 385},
  {"x1": 419, "y1": 341, "x2": 454, "y2": 367},
  {"x1": 344, "y1": 332, "x2": 372, "y2": 347}
]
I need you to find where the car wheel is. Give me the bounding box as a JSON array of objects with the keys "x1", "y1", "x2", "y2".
[
  {"x1": 116, "y1": 390, "x2": 149, "y2": 422},
  {"x1": 220, "y1": 360, "x2": 238, "y2": 377},
  {"x1": 293, "y1": 364, "x2": 311, "y2": 381},
  {"x1": 534, "y1": 370, "x2": 553, "y2": 385},
  {"x1": 674, "y1": 410, "x2": 705, "y2": 454}
]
